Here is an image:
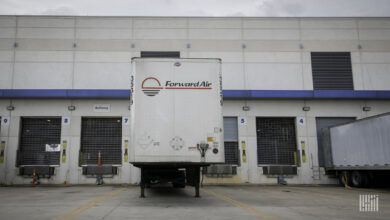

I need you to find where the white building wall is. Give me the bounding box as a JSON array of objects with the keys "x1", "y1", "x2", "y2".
[
  {"x1": 0, "y1": 16, "x2": 390, "y2": 185},
  {"x1": 0, "y1": 16, "x2": 390, "y2": 90}
]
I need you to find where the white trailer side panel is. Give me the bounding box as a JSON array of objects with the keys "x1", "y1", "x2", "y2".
[
  {"x1": 130, "y1": 58, "x2": 224, "y2": 164},
  {"x1": 330, "y1": 113, "x2": 390, "y2": 168}
]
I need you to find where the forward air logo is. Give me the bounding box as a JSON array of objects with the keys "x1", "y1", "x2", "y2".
[
  {"x1": 142, "y1": 77, "x2": 163, "y2": 97},
  {"x1": 142, "y1": 77, "x2": 212, "y2": 97}
]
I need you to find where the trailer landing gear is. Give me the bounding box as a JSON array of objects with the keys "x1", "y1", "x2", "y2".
[
  {"x1": 140, "y1": 168, "x2": 146, "y2": 198},
  {"x1": 139, "y1": 166, "x2": 202, "y2": 198},
  {"x1": 194, "y1": 167, "x2": 200, "y2": 198}
]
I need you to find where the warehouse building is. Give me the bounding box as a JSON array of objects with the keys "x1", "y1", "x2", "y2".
[{"x1": 0, "y1": 16, "x2": 390, "y2": 185}]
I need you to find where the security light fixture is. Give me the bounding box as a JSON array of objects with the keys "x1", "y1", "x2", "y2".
[
  {"x1": 242, "y1": 106, "x2": 250, "y2": 111},
  {"x1": 363, "y1": 106, "x2": 371, "y2": 111},
  {"x1": 7, "y1": 105, "x2": 14, "y2": 111},
  {"x1": 302, "y1": 106, "x2": 310, "y2": 111},
  {"x1": 186, "y1": 43, "x2": 191, "y2": 49},
  {"x1": 68, "y1": 106, "x2": 76, "y2": 111}
]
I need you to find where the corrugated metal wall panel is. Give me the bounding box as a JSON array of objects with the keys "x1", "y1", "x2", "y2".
[{"x1": 311, "y1": 52, "x2": 354, "y2": 90}]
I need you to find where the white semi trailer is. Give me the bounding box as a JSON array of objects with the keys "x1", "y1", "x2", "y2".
[
  {"x1": 130, "y1": 58, "x2": 224, "y2": 197},
  {"x1": 322, "y1": 113, "x2": 390, "y2": 187}
]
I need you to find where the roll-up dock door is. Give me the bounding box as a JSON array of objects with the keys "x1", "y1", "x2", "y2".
[
  {"x1": 224, "y1": 117, "x2": 240, "y2": 165},
  {"x1": 17, "y1": 117, "x2": 61, "y2": 176},
  {"x1": 80, "y1": 118, "x2": 122, "y2": 175},
  {"x1": 256, "y1": 117, "x2": 297, "y2": 175},
  {"x1": 206, "y1": 117, "x2": 239, "y2": 175}
]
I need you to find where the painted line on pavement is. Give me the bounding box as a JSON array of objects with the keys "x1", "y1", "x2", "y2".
[
  {"x1": 56, "y1": 187, "x2": 126, "y2": 220},
  {"x1": 202, "y1": 188, "x2": 280, "y2": 220}
]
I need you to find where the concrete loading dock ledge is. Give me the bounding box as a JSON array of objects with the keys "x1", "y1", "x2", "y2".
[{"x1": 0, "y1": 16, "x2": 390, "y2": 186}]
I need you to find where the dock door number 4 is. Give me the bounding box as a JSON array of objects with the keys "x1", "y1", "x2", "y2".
[{"x1": 2, "y1": 117, "x2": 10, "y2": 125}]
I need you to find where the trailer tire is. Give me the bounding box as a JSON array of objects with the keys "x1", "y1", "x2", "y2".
[{"x1": 350, "y1": 171, "x2": 368, "y2": 187}]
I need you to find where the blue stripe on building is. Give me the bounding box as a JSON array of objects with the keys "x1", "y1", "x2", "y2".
[{"x1": 0, "y1": 89, "x2": 390, "y2": 99}]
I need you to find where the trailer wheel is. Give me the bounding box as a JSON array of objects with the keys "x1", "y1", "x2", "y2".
[{"x1": 350, "y1": 171, "x2": 368, "y2": 187}]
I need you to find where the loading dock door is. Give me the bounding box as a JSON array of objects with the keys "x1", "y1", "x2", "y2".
[
  {"x1": 80, "y1": 118, "x2": 122, "y2": 166},
  {"x1": 256, "y1": 118, "x2": 297, "y2": 165},
  {"x1": 224, "y1": 117, "x2": 240, "y2": 165},
  {"x1": 18, "y1": 118, "x2": 61, "y2": 166},
  {"x1": 316, "y1": 117, "x2": 355, "y2": 167}
]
